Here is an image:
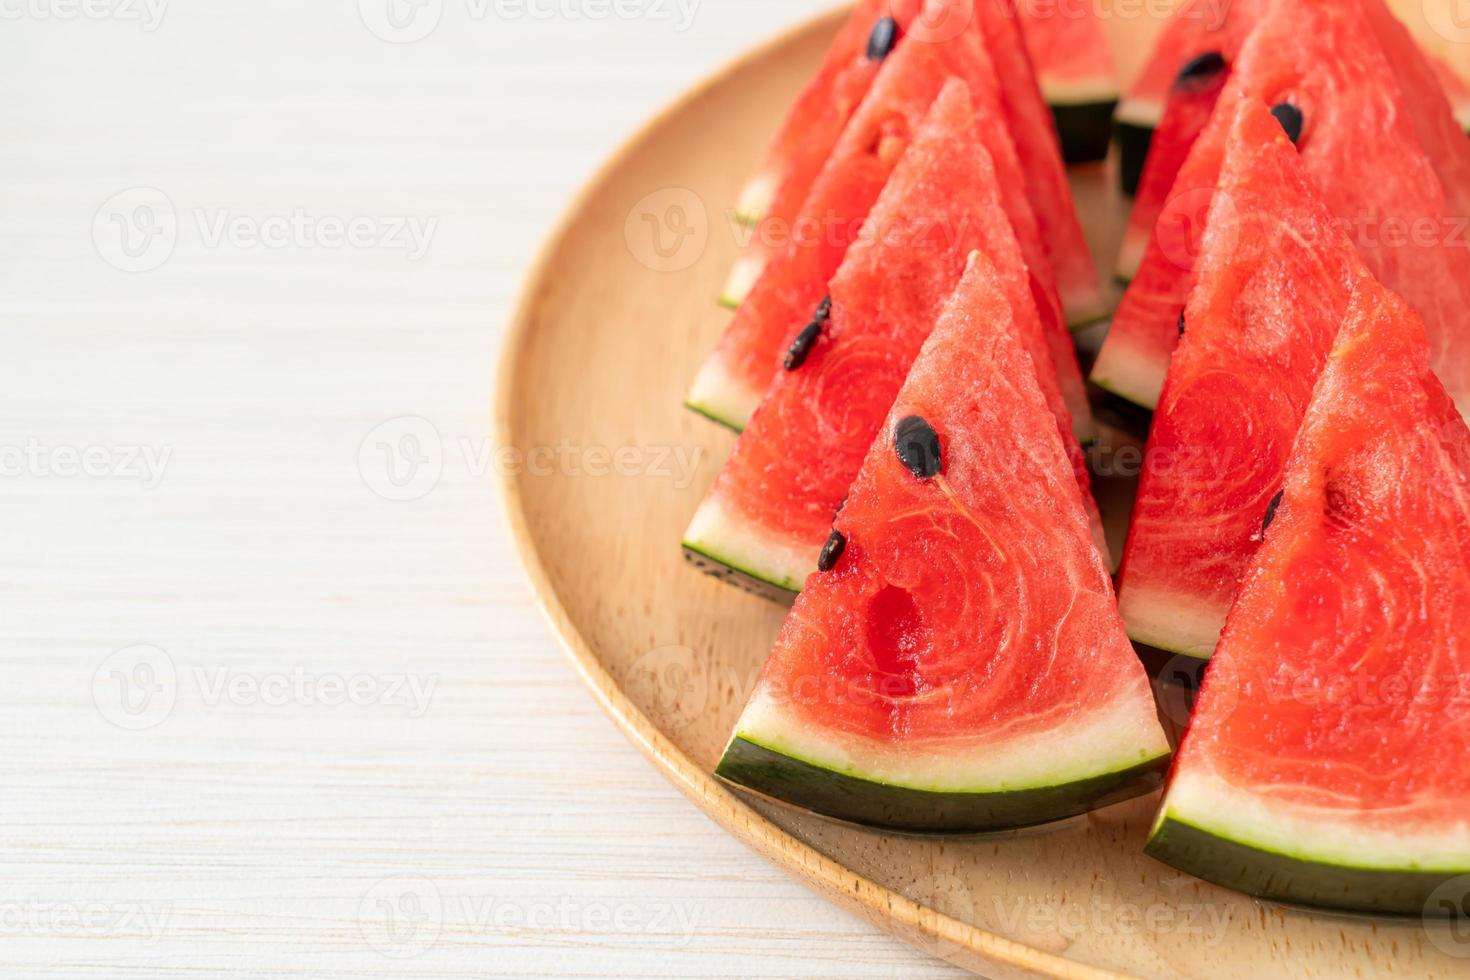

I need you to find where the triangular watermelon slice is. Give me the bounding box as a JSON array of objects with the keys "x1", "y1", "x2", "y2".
[
  {"x1": 1114, "y1": 48, "x2": 1230, "y2": 282},
  {"x1": 1094, "y1": 0, "x2": 1470, "y2": 416},
  {"x1": 1018, "y1": 0, "x2": 1118, "y2": 163},
  {"x1": 720, "y1": 0, "x2": 897, "y2": 308},
  {"x1": 1147, "y1": 274, "x2": 1470, "y2": 914},
  {"x1": 715, "y1": 250, "x2": 1170, "y2": 833},
  {"x1": 1115, "y1": 96, "x2": 1366, "y2": 661},
  {"x1": 688, "y1": 3, "x2": 1095, "y2": 444},
  {"x1": 1112, "y1": 0, "x2": 1261, "y2": 196},
  {"x1": 685, "y1": 80, "x2": 1104, "y2": 597}
]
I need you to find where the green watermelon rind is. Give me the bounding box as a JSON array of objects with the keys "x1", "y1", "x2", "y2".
[
  {"x1": 1088, "y1": 352, "x2": 1167, "y2": 413},
  {"x1": 1112, "y1": 98, "x2": 1162, "y2": 198},
  {"x1": 1148, "y1": 774, "x2": 1470, "y2": 916},
  {"x1": 682, "y1": 497, "x2": 811, "y2": 598},
  {"x1": 717, "y1": 732, "x2": 1169, "y2": 834},
  {"x1": 1046, "y1": 95, "x2": 1119, "y2": 166}
]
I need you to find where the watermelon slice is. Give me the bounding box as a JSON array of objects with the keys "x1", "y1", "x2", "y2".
[
  {"x1": 685, "y1": 80, "x2": 1104, "y2": 597},
  {"x1": 715, "y1": 251, "x2": 1170, "y2": 833},
  {"x1": 1116, "y1": 95, "x2": 1365, "y2": 661},
  {"x1": 1112, "y1": 0, "x2": 1260, "y2": 196},
  {"x1": 1093, "y1": 0, "x2": 1470, "y2": 418},
  {"x1": 720, "y1": 0, "x2": 1104, "y2": 331},
  {"x1": 720, "y1": 0, "x2": 895, "y2": 308},
  {"x1": 1017, "y1": 0, "x2": 1119, "y2": 163},
  {"x1": 689, "y1": 3, "x2": 1096, "y2": 439},
  {"x1": 1113, "y1": 50, "x2": 1229, "y2": 282},
  {"x1": 1147, "y1": 274, "x2": 1470, "y2": 914}
]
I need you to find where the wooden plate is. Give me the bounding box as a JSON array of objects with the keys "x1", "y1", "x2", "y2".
[{"x1": 496, "y1": 7, "x2": 1466, "y2": 976}]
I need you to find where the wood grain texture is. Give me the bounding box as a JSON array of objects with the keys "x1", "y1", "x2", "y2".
[
  {"x1": 499, "y1": 3, "x2": 1470, "y2": 978},
  {"x1": 1, "y1": 1, "x2": 972, "y2": 977}
]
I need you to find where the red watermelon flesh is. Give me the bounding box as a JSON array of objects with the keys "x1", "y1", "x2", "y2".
[
  {"x1": 722, "y1": 0, "x2": 894, "y2": 307},
  {"x1": 1112, "y1": 0, "x2": 1262, "y2": 195},
  {"x1": 1114, "y1": 54, "x2": 1230, "y2": 281},
  {"x1": 1093, "y1": 0, "x2": 1470, "y2": 418},
  {"x1": 685, "y1": 80, "x2": 1106, "y2": 596},
  {"x1": 954, "y1": 0, "x2": 1106, "y2": 327},
  {"x1": 1017, "y1": 0, "x2": 1119, "y2": 163},
  {"x1": 1116, "y1": 95, "x2": 1367, "y2": 660},
  {"x1": 1147, "y1": 275, "x2": 1470, "y2": 913},
  {"x1": 689, "y1": 4, "x2": 1096, "y2": 444},
  {"x1": 714, "y1": 250, "x2": 1169, "y2": 833}
]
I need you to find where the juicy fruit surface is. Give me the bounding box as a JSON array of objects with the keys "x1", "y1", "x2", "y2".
[
  {"x1": 1113, "y1": 58, "x2": 1228, "y2": 282},
  {"x1": 1115, "y1": 0, "x2": 1259, "y2": 125},
  {"x1": 721, "y1": 254, "x2": 1167, "y2": 820},
  {"x1": 1097, "y1": 0, "x2": 1470, "y2": 415},
  {"x1": 1117, "y1": 97, "x2": 1364, "y2": 659},
  {"x1": 690, "y1": 3, "x2": 998, "y2": 430},
  {"x1": 729, "y1": 0, "x2": 888, "y2": 232},
  {"x1": 955, "y1": 0, "x2": 1105, "y2": 326},
  {"x1": 1150, "y1": 276, "x2": 1470, "y2": 901},
  {"x1": 1017, "y1": 0, "x2": 1116, "y2": 100},
  {"x1": 688, "y1": 81, "x2": 1101, "y2": 592}
]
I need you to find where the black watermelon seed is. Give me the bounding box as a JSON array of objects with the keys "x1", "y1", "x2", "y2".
[
  {"x1": 1175, "y1": 51, "x2": 1226, "y2": 87},
  {"x1": 814, "y1": 294, "x2": 832, "y2": 323},
  {"x1": 817, "y1": 529, "x2": 846, "y2": 571},
  {"x1": 783, "y1": 319, "x2": 822, "y2": 371},
  {"x1": 1262, "y1": 490, "x2": 1285, "y2": 533},
  {"x1": 867, "y1": 17, "x2": 898, "y2": 61},
  {"x1": 1270, "y1": 102, "x2": 1304, "y2": 145},
  {"x1": 894, "y1": 416, "x2": 942, "y2": 479},
  {"x1": 1177, "y1": 311, "x2": 1186, "y2": 337}
]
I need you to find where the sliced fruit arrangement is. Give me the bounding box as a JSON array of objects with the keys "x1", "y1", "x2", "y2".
[
  {"x1": 698, "y1": 1, "x2": 1106, "y2": 434},
  {"x1": 1017, "y1": 0, "x2": 1118, "y2": 163},
  {"x1": 721, "y1": 0, "x2": 898, "y2": 310},
  {"x1": 1112, "y1": 0, "x2": 1261, "y2": 196},
  {"x1": 1093, "y1": 0, "x2": 1470, "y2": 418},
  {"x1": 689, "y1": 2, "x2": 1005, "y2": 431},
  {"x1": 1147, "y1": 274, "x2": 1470, "y2": 914},
  {"x1": 1116, "y1": 95, "x2": 1365, "y2": 662},
  {"x1": 685, "y1": 80, "x2": 1102, "y2": 597},
  {"x1": 1113, "y1": 51, "x2": 1229, "y2": 282},
  {"x1": 715, "y1": 251, "x2": 1170, "y2": 833}
]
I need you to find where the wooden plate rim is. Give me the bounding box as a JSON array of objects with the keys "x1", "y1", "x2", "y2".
[{"x1": 493, "y1": 8, "x2": 1135, "y2": 977}]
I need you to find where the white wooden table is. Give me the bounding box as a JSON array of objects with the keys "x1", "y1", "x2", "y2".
[{"x1": 0, "y1": 1, "x2": 965, "y2": 975}]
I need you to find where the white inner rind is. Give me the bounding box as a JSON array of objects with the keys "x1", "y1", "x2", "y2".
[
  {"x1": 682, "y1": 493, "x2": 813, "y2": 594},
  {"x1": 733, "y1": 173, "x2": 777, "y2": 227},
  {"x1": 1041, "y1": 78, "x2": 1123, "y2": 106},
  {"x1": 719, "y1": 252, "x2": 766, "y2": 308},
  {"x1": 1158, "y1": 765, "x2": 1470, "y2": 872},
  {"x1": 1114, "y1": 226, "x2": 1148, "y2": 281},
  {"x1": 1113, "y1": 97, "x2": 1164, "y2": 129},
  {"x1": 734, "y1": 683, "x2": 1170, "y2": 794},
  {"x1": 685, "y1": 358, "x2": 760, "y2": 432},
  {"x1": 1118, "y1": 583, "x2": 1227, "y2": 660},
  {"x1": 1088, "y1": 343, "x2": 1167, "y2": 412}
]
